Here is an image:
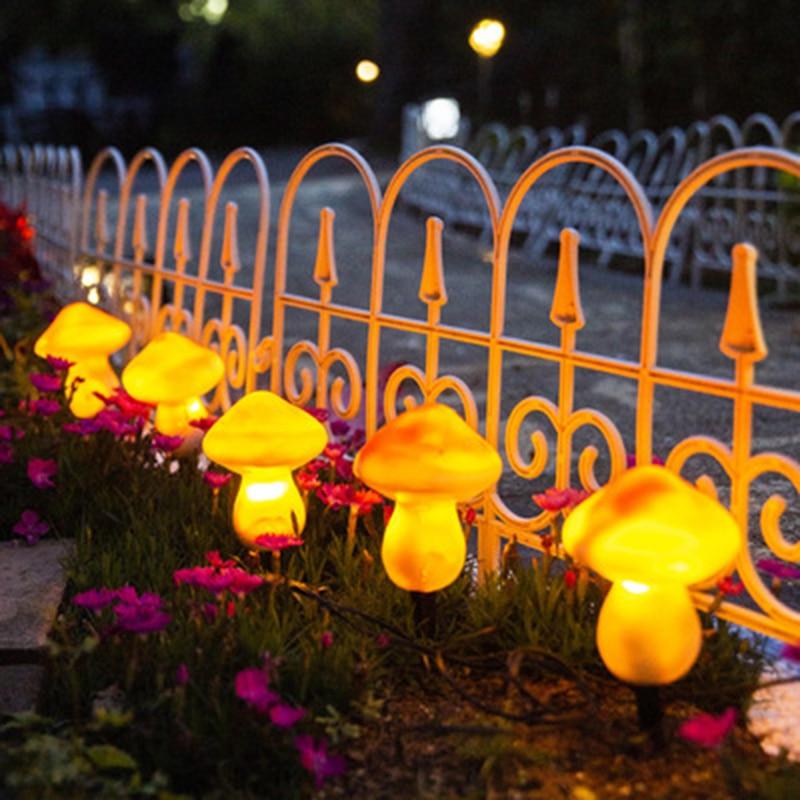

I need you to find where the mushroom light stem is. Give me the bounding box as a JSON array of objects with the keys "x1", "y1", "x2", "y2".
[
  {"x1": 154, "y1": 396, "x2": 207, "y2": 437},
  {"x1": 65, "y1": 356, "x2": 119, "y2": 418},
  {"x1": 382, "y1": 494, "x2": 466, "y2": 593},
  {"x1": 233, "y1": 467, "x2": 304, "y2": 548},
  {"x1": 598, "y1": 581, "x2": 701, "y2": 686}
]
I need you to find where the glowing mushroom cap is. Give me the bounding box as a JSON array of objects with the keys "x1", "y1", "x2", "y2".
[
  {"x1": 353, "y1": 402, "x2": 502, "y2": 501},
  {"x1": 202, "y1": 390, "x2": 328, "y2": 472},
  {"x1": 34, "y1": 302, "x2": 131, "y2": 359},
  {"x1": 562, "y1": 466, "x2": 740, "y2": 586},
  {"x1": 121, "y1": 332, "x2": 224, "y2": 405}
]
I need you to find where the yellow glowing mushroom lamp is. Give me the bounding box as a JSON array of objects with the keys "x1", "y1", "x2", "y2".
[
  {"x1": 34, "y1": 302, "x2": 132, "y2": 418},
  {"x1": 202, "y1": 391, "x2": 328, "y2": 549},
  {"x1": 121, "y1": 332, "x2": 224, "y2": 436},
  {"x1": 468, "y1": 18, "x2": 506, "y2": 59},
  {"x1": 354, "y1": 403, "x2": 502, "y2": 593},
  {"x1": 562, "y1": 466, "x2": 741, "y2": 686}
]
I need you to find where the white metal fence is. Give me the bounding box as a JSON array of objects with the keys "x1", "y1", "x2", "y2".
[{"x1": 2, "y1": 140, "x2": 800, "y2": 645}]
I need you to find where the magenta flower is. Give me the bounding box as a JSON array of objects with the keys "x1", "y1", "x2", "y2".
[
  {"x1": 175, "y1": 663, "x2": 190, "y2": 686},
  {"x1": 114, "y1": 591, "x2": 171, "y2": 634},
  {"x1": 0, "y1": 443, "x2": 13, "y2": 464},
  {"x1": 756, "y1": 558, "x2": 800, "y2": 581},
  {"x1": 320, "y1": 630, "x2": 334, "y2": 649},
  {"x1": 45, "y1": 355, "x2": 75, "y2": 371},
  {"x1": 12, "y1": 510, "x2": 49, "y2": 544},
  {"x1": 173, "y1": 553, "x2": 264, "y2": 597},
  {"x1": 317, "y1": 482, "x2": 353, "y2": 510},
  {"x1": 189, "y1": 416, "x2": 217, "y2": 432},
  {"x1": 27, "y1": 457, "x2": 57, "y2": 489},
  {"x1": 254, "y1": 534, "x2": 305, "y2": 551},
  {"x1": 294, "y1": 735, "x2": 347, "y2": 789},
  {"x1": 152, "y1": 433, "x2": 184, "y2": 452},
  {"x1": 30, "y1": 398, "x2": 61, "y2": 417},
  {"x1": 72, "y1": 588, "x2": 118, "y2": 612},
  {"x1": 235, "y1": 667, "x2": 279, "y2": 714},
  {"x1": 376, "y1": 633, "x2": 391, "y2": 648},
  {"x1": 304, "y1": 406, "x2": 329, "y2": 423},
  {"x1": 269, "y1": 703, "x2": 306, "y2": 728},
  {"x1": 0, "y1": 424, "x2": 23, "y2": 441},
  {"x1": 678, "y1": 707, "x2": 737, "y2": 748},
  {"x1": 336, "y1": 459, "x2": 354, "y2": 481},
  {"x1": 63, "y1": 419, "x2": 101, "y2": 436},
  {"x1": 781, "y1": 643, "x2": 800, "y2": 662},
  {"x1": 330, "y1": 419, "x2": 351, "y2": 438},
  {"x1": 30, "y1": 372, "x2": 63, "y2": 393},
  {"x1": 95, "y1": 408, "x2": 142, "y2": 438},
  {"x1": 203, "y1": 470, "x2": 232, "y2": 490}
]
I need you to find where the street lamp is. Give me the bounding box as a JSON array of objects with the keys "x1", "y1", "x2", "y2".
[
  {"x1": 468, "y1": 18, "x2": 506, "y2": 122},
  {"x1": 355, "y1": 59, "x2": 380, "y2": 83}
]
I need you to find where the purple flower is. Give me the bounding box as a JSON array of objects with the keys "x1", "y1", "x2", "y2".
[
  {"x1": 27, "y1": 458, "x2": 57, "y2": 489},
  {"x1": 320, "y1": 630, "x2": 334, "y2": 649},
  {"x1": 294, "y1": 735, "x2": 347, "y2": 789},
  {"x1": 330, "y1": 419, "x2": 351, "y2": 438},
  {"x1": 235, "y1": 667, "x2": 279, "y2": 714},
  {"x1": 30, "y1": 398, "x2": 60, "y2": 417},
  {"x1": 12, "y1": 510, "x2": 49, "y2": 544},
  {"x1": 30, "y1": 373, "x2": 62, "y2": 393},
  {"x1": 152, "y1": 433, "x2": 184, "y2": 452},
  {"x1": 756, "y1": 558, "x2": 800, "y2": 580},
  {"x1": 678, "y1": 707, "x2": 737, "y2": 748},
  {"x1": 72, "y1": 588, "x2": 118, "y2": 612},
  {"x1": 175, "y1": 663, "x2": 190, "y2": 686},
  {"x1": 0, "y1": 443, "x2": 13, "y2": 464},
  {"x1": 781, "y1": 643, "x2": 800, "y2": 662},
  {"x1": 304, "y1": 406, "x2": 329, "y2": 422},
  {"x1": 254, "y1": 534, "x2": 305, "y2": 551},
  {"x1": 269, "y1": 703, "x2": 306, "y2": 728}
]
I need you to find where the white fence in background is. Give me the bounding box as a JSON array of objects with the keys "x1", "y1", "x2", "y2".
[
  {"x1": 3, "y1": 140, "x2": 800, "y2": 645},
  {"x1": 403, "y1": 110, "x2": 800, "y2": 296}
]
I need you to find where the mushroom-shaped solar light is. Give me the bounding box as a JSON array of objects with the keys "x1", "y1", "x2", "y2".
[
  {"x1": 354, "y1": 403, "x2": 502, "y2": 593},
  {"x1": 202, "y1": 391, "x2": 328, "y2": 548},
  {"x1": 34, "y1": 302, "x2": 131, "y2": 418},
  {"x1": 121, "y1": 332, "x2": 224, "y2": 436},
  {"x1": 562, "y1": 466, "x2": 741, "y2": 686}
]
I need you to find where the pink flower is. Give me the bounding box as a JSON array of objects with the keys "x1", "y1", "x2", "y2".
[
  {"x1": 235, "y1": 667, "x2": 279, "y2": 714},
  {"x1": 30, "y1": 398, "x2": 60, "y2": 417},
  {"x1": 45, "y1": 355, "x2": 75, "y2": 371},
  {"x1": 72, "y1": 587, "x2": 118, "y2": 612},
  {"x1": 678, "y1": 707, "x2": 737, "y2": 748},
  {"x1": 189, "y1": 415, "x2": 217, "y2": 432},
  {"x1": 335, "y1": 458, "x2": 353, "y2": 481},
  {"x1": 781, "y1": 643, "x2": 800, "y2": 662},
  {"x1": 97, "y1": 388, "x2": 153, "y2": 420},
  {"x1": 63, "y1": 419, "x2": 101, "y2": 436},
  {"x1": 28, "y1": 457, "x2": 57, "y2": 489},
  {"x1": 317, "y1": 482, "x2": 353, "y2": 510},
  {"x1": 320, "y1": 630, "x2": 334, "y2": 649},
  {"x1": 12, "y1": 509, "x2": 49, "y2": 544},
  {"x1": 0, "y1": 424, "x2": 23, "y2": 441},
  {"x1": 294, "y1": 735, "x2": 347, "y2": 789},
  {"x1": 114, "y1": 591, "x2": 171, "y2": 634},
  {"x1": 533, "y1": 487, "x2": 590, "y2": 512},
  {"x1": 175, "y1": 663, "x2": 190, "y2": 686},
  {"x1": 376, "y1": 633, "x2": 391, "y2": 648},
  {"x1": 203, "y1": 470, "x2": 232, "y2": 490},
  {"x1": 206, "y1": 550, "x2": 236, "y2": 569},
  {"x1": 254, "y1": 534, "x2": 304, "y2": 551},
  {"x1": 324, "y1": 443, "x2": 347, "y2": 462},
  {"x1": 173, "y1": 553, "x2": 264, "y2": 596},
  {"x1": 757, "y1": 558, "x2": 800, "y2": 581},
  {"x1": 95, "y1": 409, "x2": 141, "y2": 438},
  {"x1": 269, "y1": 703, "x2": 306, "y2": 728},
  {"x1": 304, "y1": 407, "x2": 329, "y2": 422},
  {"x1": 625, "y1": 453, "x2": 665, "y2": 468},
  {"x1": 0, "y1": 443, "x2": 13, "y2": 464},
  {"x1": 330, "y1": 419, "x2": 350, "y2": 438},
  {"x1": 152, "y1": 433, "x2": 183, "y2": 452},
  {"x1": 29, "y1": 372, "x2": 62, "y2": 393}
]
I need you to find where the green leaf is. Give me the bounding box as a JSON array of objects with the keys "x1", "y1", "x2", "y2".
[{"x1": 86, "y1": 744, "x2": 138, "y2": 771}]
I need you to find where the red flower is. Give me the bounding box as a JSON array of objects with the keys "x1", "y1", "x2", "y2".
[
  {"x1": 383, "y1": 504, "x2": 394, "y2": 526},
  {"x1": 152, "y1": 434, "x2": 184, "y2": 452},
  {"x1": 351, "y1": 488, "x2": 383, "y2": 516},
  {"x1": 27, "y1": 457, "x2": 57, "y2": 489},
  {"x1": 296, "y1": 468, "x2": 321, "y2": 492},
  {"x1": 462, "y1": 507, "x2": 477, "y2": 525},
  {"x1": 678, "y1": 707, "x2": 736, "y2": 748},
  {"x1": 564, "y1": 569, "x2": 577, "y2": 589},
  {"x1": 324, "y1": 443, "x2": 347, "y2": 461},
  {"x1": 317, "y1": 482, "x2": 353, "y2": 510},
  {"x1": 533, "y1": 487, "x2": 590, "y2": 512},
  {"x1": 189, "y1": 415, "x2": 217, "y2": 432},
  {"x1": 254, "y1": 534, "x2": 304, "y2": 551},
  {"x1": 717, "y1": 576, "x2": 745, "y2": 596}
]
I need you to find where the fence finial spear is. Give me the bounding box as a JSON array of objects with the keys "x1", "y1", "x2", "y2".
[
  {"x1": 132, "y1": 193, "x2": 148, "y2": 259},
  {"x1": 221, "y1": 201, "x2": 241, "y2": 279},
  {"x1": 173, "y1": 198, "x2": 192, "y2": 267},
  {"x1": 720, "y1": 243, "x2": 767, "y2": 362},
  {"x1": 419, "y1": 216, "x2": 447, "y2": 306},
  {"x1": 313, "y1": 207, "x2": 338, "y2": 289},
  {"x1": 550, "y1": 228, "x2": 584, "y2": 330}
]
